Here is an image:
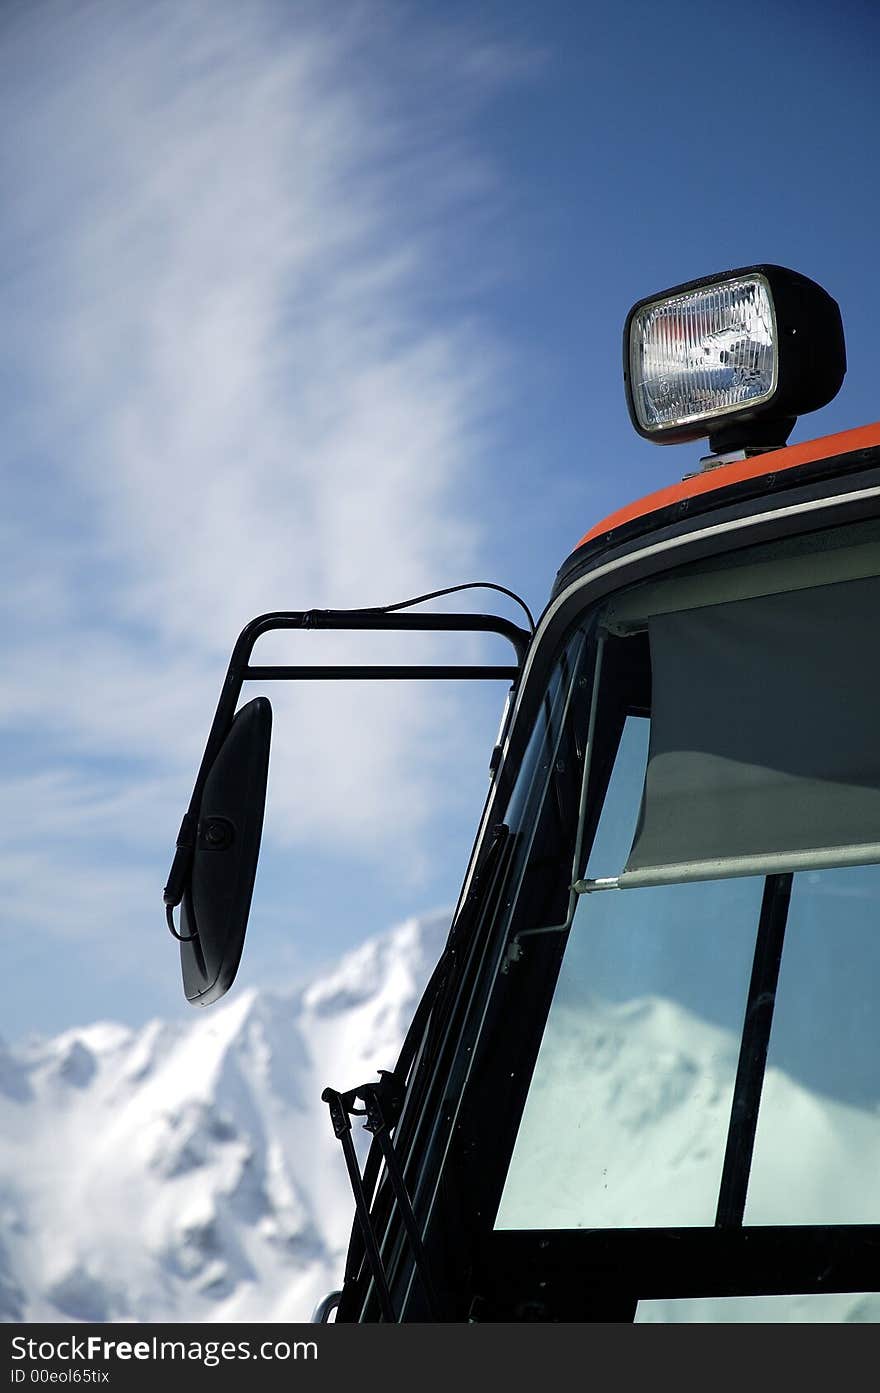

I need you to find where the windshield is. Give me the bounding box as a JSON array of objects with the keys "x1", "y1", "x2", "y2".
[{"x1": 474, "y1": 516, "x2": 880, "y2": 1322}]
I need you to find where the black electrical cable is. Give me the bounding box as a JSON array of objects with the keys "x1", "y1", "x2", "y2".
[
  {"x1": 374, "y1": 582, "x2": 536, "y2": 635},
  {"x1": 166, "y1": 902, "x2": 197, "y2": 942}
]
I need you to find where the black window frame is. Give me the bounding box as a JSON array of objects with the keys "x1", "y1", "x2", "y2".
[
  {"x1": 347, "y1": 461, "x2": 880, "y2": 1322},
  {"x1": 417, "y1": 516, "x2": 880, "y2": 1321}
]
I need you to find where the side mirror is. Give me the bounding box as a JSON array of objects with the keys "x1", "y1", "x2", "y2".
[
  {"x1": 165, "y1": 601, "x2": 530, "y2": 1009},
  {"x1": 178, "y1": 697, "x2": 272, "y2": 1006}
]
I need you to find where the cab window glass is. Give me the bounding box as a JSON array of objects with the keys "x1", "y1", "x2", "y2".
[
  {"x1": 495, "y1": 717, "x2": 762, "y2": 1230},
  {"x1": 744, "y1": 862, "x2": 880, "y2": 1226},
  {"x1": 496, "y1": 729, "x2": 880, "y2": 1235}
]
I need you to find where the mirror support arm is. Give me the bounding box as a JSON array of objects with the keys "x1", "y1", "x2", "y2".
[{"x1": 163, "y1": 608, "x2": 530, "y2": 911}]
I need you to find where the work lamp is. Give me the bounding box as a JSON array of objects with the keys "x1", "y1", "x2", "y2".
[{"x1": 624, "y1": 265, "x2": 846, "y2": 454}]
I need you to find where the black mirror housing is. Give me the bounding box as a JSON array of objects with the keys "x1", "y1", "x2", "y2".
[{"x1": 180, "y1": 696, "x2": 272, "y2": 1006}]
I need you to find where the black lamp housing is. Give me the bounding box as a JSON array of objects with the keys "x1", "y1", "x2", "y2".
[{"x1": 623, "y1": 264, "x2": 847, "y2": 455}]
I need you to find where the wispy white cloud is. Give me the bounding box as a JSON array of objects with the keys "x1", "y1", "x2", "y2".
[{"x1": 1, "y1": 0, "x2": 530, "y2": 997}]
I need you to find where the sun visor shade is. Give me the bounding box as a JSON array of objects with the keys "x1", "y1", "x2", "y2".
[{"x1": 620, "y1": 574, "x2": 880, "y2": 887}]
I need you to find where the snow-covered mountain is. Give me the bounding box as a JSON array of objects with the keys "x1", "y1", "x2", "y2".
[
  {"x1": 0, "y1": 912, "x2": 450, "y2": 1325},
  {"x1": 2, "y1": 910, "x2": 879, "y2": 1324}
]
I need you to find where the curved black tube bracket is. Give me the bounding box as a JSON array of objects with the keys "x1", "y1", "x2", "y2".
[{"x1": 163, "y1": 605, "x2": 530, "y2": 976}]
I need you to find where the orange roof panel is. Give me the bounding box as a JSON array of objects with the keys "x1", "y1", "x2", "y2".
[{"x1": 574, "y1": 423, "x2": 880, "y2": 552}]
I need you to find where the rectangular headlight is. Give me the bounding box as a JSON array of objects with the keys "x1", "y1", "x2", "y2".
[
  {"x1": 623, "y1": 265, "x2": 846, "y2": 453},
  {"x1": 630, "y1": 275, "x2": 777, "y2": 434}
]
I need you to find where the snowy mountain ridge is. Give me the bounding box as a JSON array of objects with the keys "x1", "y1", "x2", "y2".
[{"x1": 0, "y1": 912, "x2": 451, "y2": 1325}]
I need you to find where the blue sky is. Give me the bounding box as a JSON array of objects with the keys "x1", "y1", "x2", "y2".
[{"x1": 4, "y1": 0, "x2": 880, "y2": 1040}]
